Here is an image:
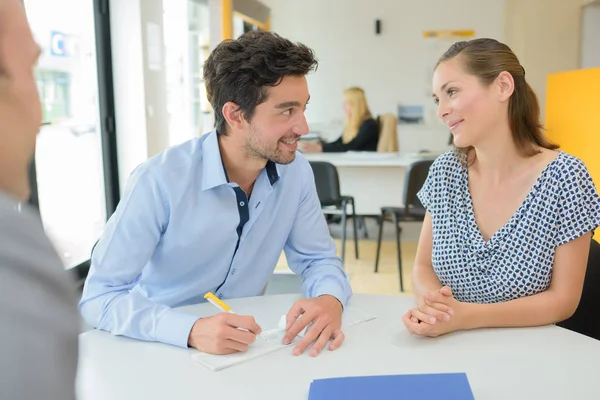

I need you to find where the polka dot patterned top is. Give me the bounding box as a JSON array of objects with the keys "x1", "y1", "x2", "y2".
[{"x1": 417, "y1": 150, "x2": 600, "y2": 304}]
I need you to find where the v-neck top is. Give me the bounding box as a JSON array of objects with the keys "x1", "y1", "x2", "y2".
[{"x1": 417, "y1": 150, "x2": 600, "y2": 304}]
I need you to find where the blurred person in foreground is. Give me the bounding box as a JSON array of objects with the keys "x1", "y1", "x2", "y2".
[{"x1": 0, "y1": 0, "x2": 79, "y2": 399}]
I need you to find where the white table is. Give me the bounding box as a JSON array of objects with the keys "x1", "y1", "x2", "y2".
[
  {"x1": 304, "y1": 152, "x2": 439, "y2": 215},
  {"x1": 77, "y1": 294, "x2": 600, "y2": 400}
]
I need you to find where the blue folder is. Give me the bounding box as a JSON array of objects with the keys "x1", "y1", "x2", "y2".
[{"x1": 308, "y1": 373, "x2": 475, "y2": 400}]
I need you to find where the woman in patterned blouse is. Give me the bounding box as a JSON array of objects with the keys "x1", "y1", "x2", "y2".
[{"x1": 402, "y1": 38, "x2": 600, "y2": 337}]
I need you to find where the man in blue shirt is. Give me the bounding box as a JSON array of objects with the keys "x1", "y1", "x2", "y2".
[{"x1": 79, "y1": 31, "x2": 352, "y2": 357}]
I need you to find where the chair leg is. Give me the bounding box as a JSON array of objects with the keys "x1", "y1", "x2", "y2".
[
  {"x1": 358, "y1": 216, "x2": 369, "y2": 239},
  {"x1": 392, "y1": 214, "x2": 404, "y2": 292},
  {"x1": 350, "y1": 200, "x2": 359, "y2": 259},
  {"x1": 374, "y1": 212, "x2": 385, "y2": 273},
  {"x1": 340, "y1": 201, "x2": 348, "y2": 262}
]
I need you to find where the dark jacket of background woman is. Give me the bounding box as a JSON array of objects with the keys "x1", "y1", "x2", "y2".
[{"x1": 321, "y1": 118, "x2": 379, "y2": 152}]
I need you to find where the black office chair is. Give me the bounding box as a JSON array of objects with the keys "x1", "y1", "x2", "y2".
[
  {"x1": 556, "y1": 238, "x2": 600, "y2": 340},
  {"x1": 374, "y1": 159, "x2": 433, "y2": 292},
  {"x1": 309, "y1": 161, "x2": 359, "y2": 262}
]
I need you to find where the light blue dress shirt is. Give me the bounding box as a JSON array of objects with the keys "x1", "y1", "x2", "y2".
[{"x1": 79, "y1": 131, "x2": 352, "y2": 348}]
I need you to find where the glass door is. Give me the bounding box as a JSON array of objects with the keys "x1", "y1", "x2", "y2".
[{"x1": 25, "y1": 0, "x2": 111, "y2": 269}]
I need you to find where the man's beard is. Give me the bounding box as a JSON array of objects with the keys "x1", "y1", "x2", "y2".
[{"x1": 244, "y1": 123, "x2": 298, "y2": 165}]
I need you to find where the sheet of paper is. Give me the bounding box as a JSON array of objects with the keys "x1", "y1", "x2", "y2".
[
  {"x1": 341, "y1": 306, "x2": 377, "y2": 327},
  {"x1": 191, "y1": 306, "x2": 376, "y2": 371},
  {"x1": 191, "y1": 327, "x2": 296, "y2": 371},
  {"x1": 145, "y1": 22, "x2": 162, "y2": 71}
]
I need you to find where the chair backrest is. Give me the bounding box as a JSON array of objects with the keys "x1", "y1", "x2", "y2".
[
  {"x1": 402, "y1": 159, "x2": 434, "y2": 216},
  {"x1": 376, "y1": 114, "x2": 399, "y2": 153},
  {"x1": 557, "y1": 238, "x2": 600, "y2": 340},
  {"x1": 308, "y1": 161, "x2": 342, "y2": 207}
]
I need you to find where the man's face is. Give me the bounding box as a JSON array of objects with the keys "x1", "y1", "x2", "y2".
[
  {"x1": 0, "y1": 0, "x2": 43, "y2": 199},
  {"x1": 242, "y1": 75, "x2": 310, "y2": 165}
]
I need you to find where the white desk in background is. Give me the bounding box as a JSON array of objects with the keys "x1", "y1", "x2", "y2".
[
  {"x1": 303, "y1": 152, "x2": 440, "y2": 215},
  {"x1": 76, "y1": 293, "x2": 600, "y2": 400}
]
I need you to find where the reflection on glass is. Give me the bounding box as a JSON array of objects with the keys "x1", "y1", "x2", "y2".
[{"x1": 25, "y1": 0, "x2": 107, "y2": 268}]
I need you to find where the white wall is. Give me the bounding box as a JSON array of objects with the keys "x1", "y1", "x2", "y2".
[
  {"x1": 208, "y1": 0, "x2": 227, "y2": 53},
  {"x1": 504, "y1": 0, "x2": 582, "y2": 121},
  {"x1": 260, "y1": 0, "x2": 506, "y2": 125},
  {"x1": 140, "y1": 0, "x2": 170, "y2": 158},
  {"x1": 581, "y1": 3, "x2": 600, "y2": 69}
]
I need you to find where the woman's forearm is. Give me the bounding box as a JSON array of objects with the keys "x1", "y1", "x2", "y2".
[
  {"x1": 412, "y1": 263, "x2": 444, "y2": 298},
  {"x1": 463, "y1": 289, "x2": 578, "y2": 330}
]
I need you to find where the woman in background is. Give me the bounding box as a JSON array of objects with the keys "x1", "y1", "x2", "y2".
[{"x1": 301, "y1": 87, "x2": 379, "y2": 153}]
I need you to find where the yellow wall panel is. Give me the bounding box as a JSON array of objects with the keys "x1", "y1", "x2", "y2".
[
  {"x1": 546, "y1": 67, "x2": 600, "y2": 240},
  {"x1": 222, "y1": 0, "x2": 233, "y2": 40}
]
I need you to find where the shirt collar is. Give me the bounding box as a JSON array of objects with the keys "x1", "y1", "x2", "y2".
[
  {"x1": 201, "y1": 131, "x2": 228, "y2": 191},
  {"x1": 265, "y1": 160, "x2": 280, "y2": 186},
  {"x1": 201, "y1": 131, "x2": 280, "y2": 191}
]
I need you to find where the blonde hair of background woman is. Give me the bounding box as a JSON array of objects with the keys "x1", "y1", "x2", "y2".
[{"x1": 342, "y1": 87, "x2": 372, "y2": 144}]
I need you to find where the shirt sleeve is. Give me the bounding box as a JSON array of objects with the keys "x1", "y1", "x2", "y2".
[
  {"x1": 555, "y1": 158, "x2": 600, "y2": 247},
  {"x1": 78, "y1": 165, "x2": 199, "y2": 348},
  {"x1": 321, "y1": 119, "x2": 379, "y2": 153},
  {"x1": 416, "y1": 173, "x2": 433, "y2": 213},
  {"x1": 416, "y1": 154, "x2": 445, "y2": 213},
  {"x1": 321, "y1": 136, "x2": 344, "y2": 152},
  {"x1": 282, "y1": 156, "x2": 353, "y2": 306}
]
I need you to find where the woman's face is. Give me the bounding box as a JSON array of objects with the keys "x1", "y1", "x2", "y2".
[{"x1": 432, "y1": 57, "x2": 504, "y2": 148}]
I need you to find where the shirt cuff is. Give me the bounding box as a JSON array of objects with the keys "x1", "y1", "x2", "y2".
[
  {"x1": 155, "y1": 309, "x2": 200, "y2": 348},
  {"x1": 311, "y1": 277, "x2": 352, "y2": 308}
]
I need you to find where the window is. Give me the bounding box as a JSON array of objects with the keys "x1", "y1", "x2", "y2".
[{"x1": 25, "y1": 0, "x2": 117, "y2": 269}]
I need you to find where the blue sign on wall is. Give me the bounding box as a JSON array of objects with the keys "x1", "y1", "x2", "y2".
[{"x1": 50, "y1": 31, "x2": 68, "y2": 57}]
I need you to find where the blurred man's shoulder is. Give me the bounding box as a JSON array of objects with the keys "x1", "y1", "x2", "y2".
[
  {"x1": 0, "y1": 191, "x2": 73, "y2": 290},
  {"x1": 0, "y1": 191, "x2": 79, "y2": 400}
]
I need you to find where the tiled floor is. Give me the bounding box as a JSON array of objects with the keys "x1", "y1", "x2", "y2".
[
  {"x1": 275, "y1": 218, "x2": 422, "y2": 295},
  {"x1": 275, "y1": 239, "x2": 417, "y2": 295}
]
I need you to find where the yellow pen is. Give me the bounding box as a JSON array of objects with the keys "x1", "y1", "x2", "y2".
[
  {"x1": 204, "y1": 292, "x2": 252, "y2": 333},
  {"x1": 204, "y1": 292, "x2": 234, "y2": 313}
]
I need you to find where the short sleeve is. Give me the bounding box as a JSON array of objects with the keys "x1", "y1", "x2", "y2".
[
  {"x1": 416, "y1": 151, "x2": 460, "y2": 214},
  {"x1": 555, "y1": 158, "x2": 600, "y2": 247},
  {"x1": 417, "y1": 168, "x2": 434, "y2": 211}
]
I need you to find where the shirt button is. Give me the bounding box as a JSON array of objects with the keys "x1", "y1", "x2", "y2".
[{"x1": 239, "y1": 201, "x2": 245, "y2": 206}]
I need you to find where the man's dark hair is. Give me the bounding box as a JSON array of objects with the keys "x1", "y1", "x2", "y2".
[{"x1": 203, "y1": 31, "x2": 318, "y2": 136}]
